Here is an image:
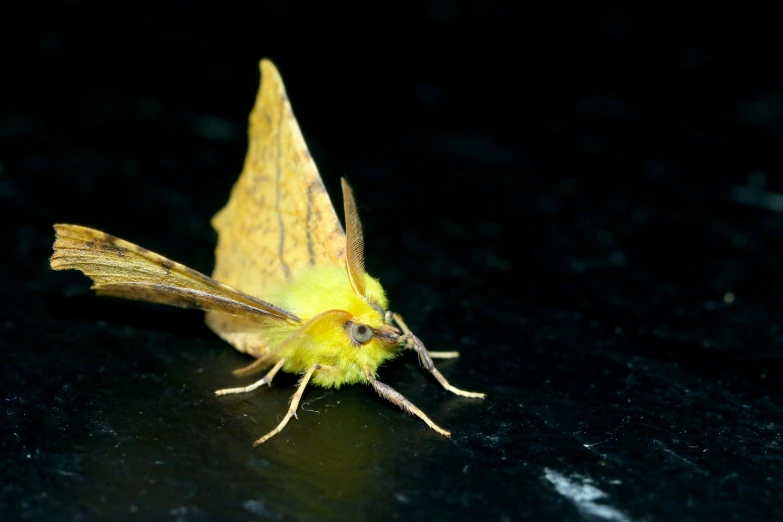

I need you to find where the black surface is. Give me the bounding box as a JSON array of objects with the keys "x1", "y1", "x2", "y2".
[{"x1": 3, "y1": 2, "x2": 783, "y2": 521}]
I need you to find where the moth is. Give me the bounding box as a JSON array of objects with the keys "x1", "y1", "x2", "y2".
[{"x1": 51, "y1": 59, "x2": 485, "y2": 445}]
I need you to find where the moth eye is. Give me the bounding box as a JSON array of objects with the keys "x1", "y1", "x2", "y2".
[{"x1": 351, "y1": 323, "x2": 374, "y2": 344}]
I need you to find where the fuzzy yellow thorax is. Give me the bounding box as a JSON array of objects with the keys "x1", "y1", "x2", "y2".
[{"x1": 262, "y1": 266, "x2": 399, "y2": 388}]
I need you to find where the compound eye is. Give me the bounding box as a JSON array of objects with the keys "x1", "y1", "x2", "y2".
[{"x1": 351, "y1": 323, "x2": 374, "y2": 344}]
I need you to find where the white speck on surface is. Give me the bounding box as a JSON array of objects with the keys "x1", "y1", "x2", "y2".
[
  {"x1": 243, "y1": 500, "x2": 283, "y2": 520},
  {"x1": 583, "y1": 437, "x2": 611, "y2": 449},
  {"x1": 731, "y1": 184, "x2": 783, "y2": 212},
  {"x1": 394, "y1": 493, "x2": 410, "y2": 503},
  {"x1": 543, "y1": 468, "x2": 632, "y2": 522}
]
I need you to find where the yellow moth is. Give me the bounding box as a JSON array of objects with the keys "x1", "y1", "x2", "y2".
[{"x1": 50, "y1": 59, "x2": 485, "y2": 445}]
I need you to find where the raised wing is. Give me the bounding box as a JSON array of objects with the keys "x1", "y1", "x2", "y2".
[
  {"x1": 206, "y1": 59, "x2": 347, "y2": 357},
  {"x1": 209, "y1": 59, "x2": 346, "y2": 298},
  {"x1": 50, "y1": 224, "x2": 300, "y2": 324}
]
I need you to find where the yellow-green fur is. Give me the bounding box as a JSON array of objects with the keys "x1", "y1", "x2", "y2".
[{"x1": 262, "y1": 266, "x2": 399, "y2": 388}]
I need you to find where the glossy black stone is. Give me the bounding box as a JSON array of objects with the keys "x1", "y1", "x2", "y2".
[{"x1": 3, "y1": 3, "x2": 783, "y2": 521}]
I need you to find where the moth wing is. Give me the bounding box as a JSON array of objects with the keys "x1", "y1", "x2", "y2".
[
  {"x1": 207, "y1": 59, "x2": 346, "y2": 355},
  {"x1": 50, "y1": 224, "x2": 299, "y2": 326},
  {"x1": 210, "y1": 58, "x2": 345, "y2": 295}
]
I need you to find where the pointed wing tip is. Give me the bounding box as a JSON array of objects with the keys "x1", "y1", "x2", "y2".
[
  {"x1": 50, "y1": 223, "x2": 86, "y2": 269},
  {"x1": 259, "y1": 58, "x2": 281, "y2": 82},
  {"x1": 52, "y1": 224, "x2": 101, "y2": 243},
  {"x1": 253, "y1": 58, "x2": 287, "y2": 113},
  {"x1": 51, "y1": 223, "x2": 73, "y2": 256},
  {"x1": 51, "y1": 224, "x2": 65, "y2": 268},
  {"x1": 53, "y1": 223, "x2": 89, "y2": 237}
]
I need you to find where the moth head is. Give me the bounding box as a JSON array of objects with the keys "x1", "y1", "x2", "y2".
[{"x1": 284, "y1": 310, "x2": 399, "y2": 371}]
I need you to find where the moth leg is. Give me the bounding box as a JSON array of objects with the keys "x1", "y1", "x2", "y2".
[
  {"x1": 390, "y1": 312, "x2": 420, "y2": 339},
  {"x1": 412, "y1": 337, "x2": 486, "y2": 399},
  {"x1": 232, "y1": 355, "x2": 275, "y2": 377},
  {"x1": 391, "y1": 313, "x2": 485, "y2": 399},
  {"x1": 391, "y1": 313, "x2": 460, "y2": 358},
  {"x1": 428, "y1": 351, "x2": 460, "y2": 359},
  {"x1": 252, "y1": 363, "x2": 320, "y2": 446},
  {"x1": 215, "y1": 359, "x2": 286, "y2": 396},
  {"x1": 363, "y1": 366, "x2": 451, "y2": 437}
]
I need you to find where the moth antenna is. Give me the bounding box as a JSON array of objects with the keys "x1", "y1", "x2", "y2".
[{"x1": 341, "y1": 178, "x2": 367, "y2": 297}]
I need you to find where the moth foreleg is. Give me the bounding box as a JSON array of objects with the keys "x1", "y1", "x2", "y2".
[
  {"x1": 391, "y1": 313, "x2": 459, "y2": 358},
  {"x1": 428, "y1": 351, "x2": 460, "y2": 359},
  {"x1": 252, "y1": 363, "x2": 322, "y2": 446},
  {"x1": 391, "y1": 313, "x2": 485, "y2": 399},
  {"x1": 363, "y1": 366, "x2": 450, "y2": 437},
  {"x1": 414, "y1": 339, "x2": 486, "y2": 399},
  {"x1": 215, "y1": 359, "x2": 286, "y2": 396}
]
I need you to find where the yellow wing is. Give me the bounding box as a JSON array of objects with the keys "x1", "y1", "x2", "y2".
[
  {"x1": 50, "y1": 224, "x2": 300, "y2": 324},
  {"x1": 206, "y1": 59, "x2": 346, "y2": 356}
]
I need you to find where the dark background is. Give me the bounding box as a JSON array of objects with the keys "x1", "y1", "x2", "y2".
[{"x1": 3, "y1": 1, "x2": 783, "y2": 521}]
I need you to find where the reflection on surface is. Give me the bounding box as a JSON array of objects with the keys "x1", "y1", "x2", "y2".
[
  {"x1": 239, "y1": 386, "x2": 395, "y2": 520},
  {"x1": 70, "y1": 344, "x2": 457, "y2": 520}
]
